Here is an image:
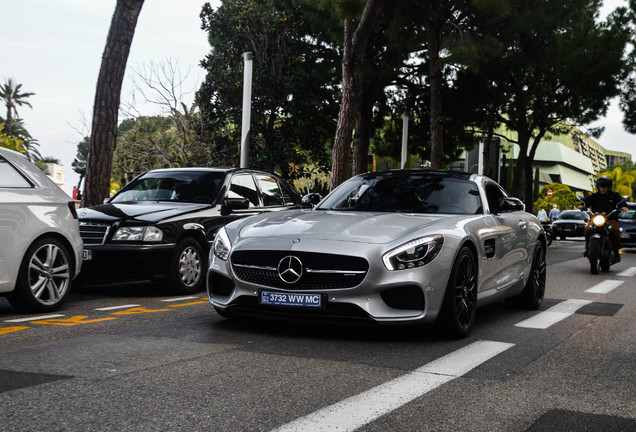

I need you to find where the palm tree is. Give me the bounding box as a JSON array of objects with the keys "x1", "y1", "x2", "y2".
[{"x1": 0, "y1": 78, "x2": 35, "y2": 137}]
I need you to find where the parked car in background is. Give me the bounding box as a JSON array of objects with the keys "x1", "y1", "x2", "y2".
[
  {"x1": 0, "y1": 147, "x2": 83, "y2": 312},
  {"x1": 78, "y1": 168, "x2": 304, "y2": 294},
  {"x1": 208, "y1": 170, "x2": 547, "y2": 338},
  {"x1": 550, "y1": 209, "x2": 587, "y2": 240},
  {"x1": 618, "y1": 202, "x2": 636, "y2": 248}
]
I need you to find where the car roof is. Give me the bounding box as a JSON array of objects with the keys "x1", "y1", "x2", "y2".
[
  {"x1": 355, "y1": 169, "x2": 474, "y2": 180},
  {"x1": 143, "y1": 167, "x2": 274, "y2": 175}
]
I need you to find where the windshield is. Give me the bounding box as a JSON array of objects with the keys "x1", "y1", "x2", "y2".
[
  {"x1": 557, "y1": 210, "x2": 585, "y2": 220},
  {"x1": 111, "y1": 171, "x2": 226, "y2": 204},
  {"x1": 318, "y1": 173, "x2": 483, "y2": 214}
]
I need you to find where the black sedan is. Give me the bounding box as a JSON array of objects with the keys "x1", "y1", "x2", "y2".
[
  {"x1": 550, "y1": 210, "x2": 587, "y2": 240},
  {"x1": 619, "y1": 203, "x2": 636, "y2": 248},
  {"x1": 78, "y1": 168, "x2": 304, "y2": 293}
]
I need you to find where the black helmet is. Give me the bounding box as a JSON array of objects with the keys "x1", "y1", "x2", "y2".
[{"x1": 595, "y1": 175, "x2": 612, "y2": 188}]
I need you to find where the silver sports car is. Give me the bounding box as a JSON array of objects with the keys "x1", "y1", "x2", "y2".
[{"x1": 207, "y1": 170, "x2": 546, "y2": 337}]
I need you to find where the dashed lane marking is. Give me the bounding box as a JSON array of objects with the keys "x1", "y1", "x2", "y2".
[
  {"x1": 585, "y1": 280, "x2": 624, "y2": 294},
  {"x1": 161, "y1": 297, "x2": 199, "y2": 302},
  {"x1": 271, "y1": 340, "x2": 514, "y2": 432},
  {"x1": 5, "y1": 314, "x2": 64, "y2": 323},
  {"x1": 95, "y1": 304, "x2": 141, "y2": 311},
  {"x1": 515, "y1": 299, "x2": 592, "y2": 329},
  {"x1": 616, "y1": 267, "x2": 636, "y2": 277}
]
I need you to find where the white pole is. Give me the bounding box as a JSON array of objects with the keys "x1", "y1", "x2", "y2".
[
  {"x1": 240, "y1": 52, "x2": 253, "y2": 168},
  {"x1": 401, "y1": 113, "x2": 409, "y2": 169}
]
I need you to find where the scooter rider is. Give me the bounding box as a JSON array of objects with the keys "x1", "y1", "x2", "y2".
[{"x1": 579, "y1": 176, "x2": 628, "y2": 263}]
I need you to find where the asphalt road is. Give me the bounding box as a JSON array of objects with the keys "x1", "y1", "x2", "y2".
[{"x1": 0, "y1": 238, "x2": 634, "y2": 432}]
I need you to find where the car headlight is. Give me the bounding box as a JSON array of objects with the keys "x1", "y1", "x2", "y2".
[
  {"x1": 592, "y1": 214, "x2": 607, "y2": 227},
  {"x1": 213, "y1": 227, "x2": 232, "y2": 261},
  {"x1": 382, "y1": 235, "x2": 444, "y2": 271},
  {"x1": 112, "y1": 226, "x2": 163, "y2": 242}
]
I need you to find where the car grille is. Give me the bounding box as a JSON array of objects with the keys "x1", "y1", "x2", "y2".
[
  {"x1": 231, "y1": 250, "x2": 369, "y2": 290},
  {"x1": 79, "y1": 222, "x2": 110, "y2": 245}
]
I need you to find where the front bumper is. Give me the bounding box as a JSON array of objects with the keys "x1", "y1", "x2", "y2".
[
  {"x1": 206, "y1": 241, "x2": 456, "y2": 325},
  {"x1": 80, "y1": 243, "x2": 175, "y2": 284}
]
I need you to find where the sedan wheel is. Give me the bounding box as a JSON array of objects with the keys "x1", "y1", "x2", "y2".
[
  {"x1": 440, "y1": 247, "x2": 477, "y2": 338},
  {"x1": 167, "y1": 238, "x2": 205, "y2": 294},
  {"x1": 9, "y1": 237, "x2": 73, "y2": 313},
  {"x1": 507, "y1": 241, "x2": 546, "y2": 309}
]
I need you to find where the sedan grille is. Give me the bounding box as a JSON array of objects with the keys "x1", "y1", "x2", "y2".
[
  {"x1": 79, "y1": 222, "x2": 110, "y2": 245},
  {"x1": 231, "y1": 250, "x2": 369, "y2": 290}
]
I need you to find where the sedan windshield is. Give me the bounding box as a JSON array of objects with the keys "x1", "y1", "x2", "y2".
[
  {"x1": 111, "y1": 171, "x2": 226, "y2": 204},
  {"x1": 557, "y1": 210, "x2": 586, "y2": 220},
  {"x1": 318, "y1": 173, "x2": 483, "y2": 214}
]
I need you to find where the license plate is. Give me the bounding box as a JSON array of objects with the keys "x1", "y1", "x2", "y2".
[
  {"x1": 259, "y1": 290, "x2": 322, "y2": 308},
  {"x1": 82, "y1": 249, "x2": 92, "y2": 261},
  {"x1": 621, "y1": 233, "x2": 630, "y2": 239}
]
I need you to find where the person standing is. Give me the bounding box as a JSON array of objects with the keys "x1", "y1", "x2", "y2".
[
  {"x1": 548, "y1": 204, "x2": 560, "y2": 222},
  {"x1": 537, "y1": 207, "x2": 548, "y2": 222}
]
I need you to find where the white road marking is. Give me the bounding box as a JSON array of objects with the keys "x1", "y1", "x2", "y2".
[
  {"x1": 617, "y1": 267, "x2": 636, "y2": 277},
  {"x1": 161, "y1": 297, "x2": 198, "y2": 302},
  {"x1": 95, "y1": 304, "x2": 140, "y2": 311},
  {"x1": 271, "y1": 340, "x2": 514, "y2": 432},
  {"x1": 515, "y1": 299, "x2": 592, "y2": 329},
  {"x1": 585, "y1": 280, "x2": 624, "y2": 294},
  {"x1": 5, "y1": 314, "x2": 64, "y2": 323}
]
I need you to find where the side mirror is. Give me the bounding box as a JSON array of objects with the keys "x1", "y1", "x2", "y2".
[
  {"x1": 494, "y1": 197, "x2": 524, "y2": 214},
  {"x1": 220, "y1": 197, "x2": 250, "y2": 216},
  {"x1": 301, "y1": 192, "x2": 323, "y2": 208}
]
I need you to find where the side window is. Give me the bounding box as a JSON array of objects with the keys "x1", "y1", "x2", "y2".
[
  {"x1": 228, "y1": 174, "x2": 260, "y2": 207},
  {"x1": 485, "y1": 182, "x2": 506, "y2": 213},
  {"x1": 0, "y1": 158, "x2": 32, "y2": 187},
  {"x1": 255, "y1": 174, "x2": 284, "y2": 206}
]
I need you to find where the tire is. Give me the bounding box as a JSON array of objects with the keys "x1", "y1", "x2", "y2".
[
  {"x1": 560, "y1": 235, "x2": 566, "y2": 240},
  {"x1": 440, "y1": 247, "x2": 477, "y2": 338},
  {"x1": 589, "y1": 238, "x2": 600, "y2": 275},
  {"x1": 166, "y1": 237, "x2": 205, "y2": 294},
  {"x1": 600, "y1": 244, "x2": 612, "y2": 272},
  {"x1": 508, "y1": 241, "x2": 546, "y2": 309},
  {"x1": 8, "y1": 237, "x2": 73, "y2": 313}
]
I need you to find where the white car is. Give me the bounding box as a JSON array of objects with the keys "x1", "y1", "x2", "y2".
[{"x1": 0, "y1": 147, "x2": 82, "y2": 312}]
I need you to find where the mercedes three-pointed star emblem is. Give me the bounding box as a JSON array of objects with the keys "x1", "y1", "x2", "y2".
[{"x1": 277, "y1": 256, "x2": 303, "y2": 284}]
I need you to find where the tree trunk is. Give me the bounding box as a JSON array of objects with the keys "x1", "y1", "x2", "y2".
[
  {"x1": 84, "y1": 0, "x2": 144, "y2": 206},
  {"x1": 352, "y1": 90, "x2": 374, "y2": 176},
  {"x1": 425, "y1": 18, "x2": 444, "y2": 169},
  {"x1": 330, "y1": 0, "x2": 383, "y2": 191}
]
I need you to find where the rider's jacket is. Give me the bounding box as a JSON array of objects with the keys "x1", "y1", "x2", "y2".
[{"x1": 583, "y1": 191, "x2": 625, "y2": 220}]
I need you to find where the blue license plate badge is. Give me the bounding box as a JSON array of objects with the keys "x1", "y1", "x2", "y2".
[{"x1": 259, "y1": 290, "x2": 322, "y2": 308}]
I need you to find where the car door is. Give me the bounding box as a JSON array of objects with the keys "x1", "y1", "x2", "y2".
[{"x1": 484, "y1": 181, "x2": 528, "y2": 290}]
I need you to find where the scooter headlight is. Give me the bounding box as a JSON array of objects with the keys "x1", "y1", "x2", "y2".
[{"x1": 591, "y1": 214, "x2": 607, "y2": 227}]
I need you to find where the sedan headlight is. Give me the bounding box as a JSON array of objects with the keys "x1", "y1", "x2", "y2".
[
  {"x1": 382, "y1": 235, "x2": 444, "y2": 271},
  {"x1": 112, "y1": 226, "x2": 163, "y2": 242},
  {"x1": 591, "y1": 214, "x2": 607, "y2": 227},
  {"x1": 213, "y1": 227, "x2": 232, "y2": 261}
]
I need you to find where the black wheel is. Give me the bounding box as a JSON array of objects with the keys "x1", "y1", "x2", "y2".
[
  {"x1": 589, "y1": 238, "x2": 600, "y2": 275},
  {"x1": 440, "y1": 247, "x2": 477, "y2": 338},
  {"x1": 560, "y1": 235, "x2": 566, "y2": 240},
  {"x1": 508, "y1": 241, "x2": 546, "y2": 309},
  {"x1": 8, "y1": 237, "x2": 73, "y2": 313},
  {"x1": 600, "y1": 247, "x2": 612, "y2": 272},
  {"x1": 166, "y1": 238, "x2": 205, "y2": 294}
]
